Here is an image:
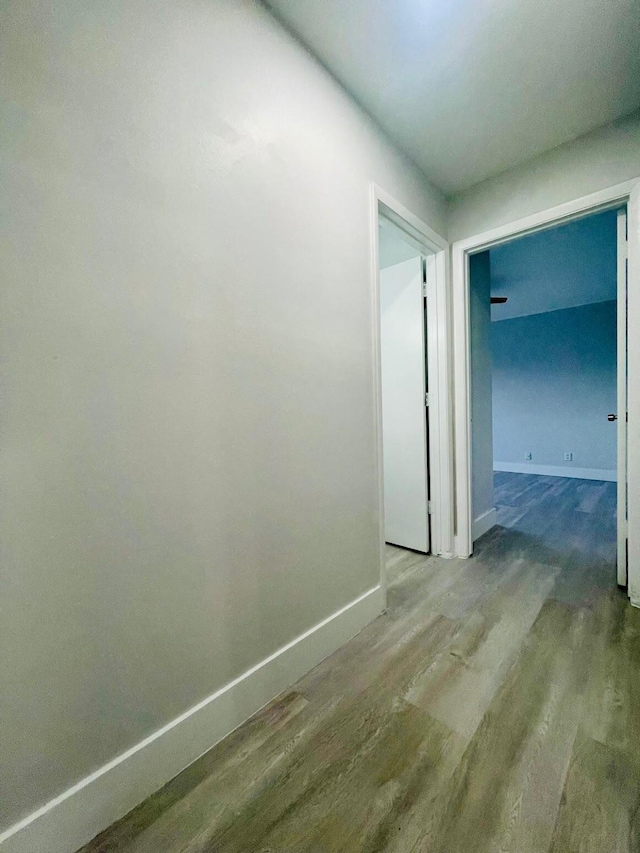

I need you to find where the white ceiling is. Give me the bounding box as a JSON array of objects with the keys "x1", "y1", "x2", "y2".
[
  {"x1": 264, "y1": 0, "x2": 640, "y2": 195},
  {"x1": 489, "y1": 208, "x2": 618, "y2": 321}
]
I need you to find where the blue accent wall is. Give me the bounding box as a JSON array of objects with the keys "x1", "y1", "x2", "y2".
[
  {"x1": 470, "y1": 251, "x2": 494, "y2": 524},
  {"x1": 491, "y1": 300, "x2": 617, "y2": 477},
  {"x1": 490, "y1": 209, "x2": 617, "y2": 321}
]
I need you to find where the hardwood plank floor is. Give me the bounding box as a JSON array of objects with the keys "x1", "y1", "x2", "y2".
[{"x1": 81, "y1": 473, "x2": 640, "y2": 853}]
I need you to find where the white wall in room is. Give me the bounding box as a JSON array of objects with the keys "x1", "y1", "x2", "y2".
[
  {"x1": 378, "y1": 218, "x2": 422, "y2": 269},
  {"x1": 448, "y1": 110, "x2": 640, "y2": 241},
  {"x1": 492, "y1": 301, "x2": 617, "y2": 480},
  {"x1": 469, "y1": 251, "x2": 495, "y2": 539},
  {"x1": 0, "y1": 0, "x2": 446, "y2": 848}
]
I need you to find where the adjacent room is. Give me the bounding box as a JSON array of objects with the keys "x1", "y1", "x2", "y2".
[{"x1": 470, "y1": 209, "x2": 624, "y2": 587}]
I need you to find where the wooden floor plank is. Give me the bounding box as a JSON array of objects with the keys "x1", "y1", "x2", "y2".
[
  {"x1": 428, "y1": 599, "x2": 593, "y2": 853},
  {"x1": 581, "y1": 588, "x2": 640, "y2": 756},
  {"x1": 406, "y1": 558, "x2": 558, "y2": 738},
  {"x1": 79, "y1": 473, "x2": 637, "y2": 853},
  {"x1": 549, "y1": 730, "x2": 640, "y2": 853}
]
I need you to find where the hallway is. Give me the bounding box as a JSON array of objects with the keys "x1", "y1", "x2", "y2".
[{"x1": 83, "y1": 475, "x2": 640, "y2": 853}]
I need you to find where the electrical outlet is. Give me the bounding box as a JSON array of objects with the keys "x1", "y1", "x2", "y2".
[
  {"x1": 564, "y1": 452, "x2": 573, "y2": 462},
  {"x1": 525, "y1": 452, "x2": 532, "y2": 461}
]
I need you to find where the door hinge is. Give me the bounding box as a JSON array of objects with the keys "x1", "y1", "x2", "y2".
[
  {"x1": 428, "y1": 501, "x2": 433, "y2": 515},
  {"x1": 425, "y1": 392, "x2": 430, "y2": 407},
  {"x1": 422, "y1": 280, "x2": 427, "y2": 298}
]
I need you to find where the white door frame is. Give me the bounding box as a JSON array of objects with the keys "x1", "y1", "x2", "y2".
[
  {"x1": 370, "y1": 184, "x2": 453, "y2": 606},
  {"x1": 451, "y1": 178, "x2": 640, "y2": 605},
  {"x1": 617, "y1": 209, "x2": 628, "y2": 587}
]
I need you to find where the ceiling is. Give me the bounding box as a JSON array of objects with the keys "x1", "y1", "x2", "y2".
[
  {"x1": 489, "y1": 208, "x2": 618, "y2": 321},
  {"x1": 264, "y1": 0, "x2": 640, "y2": 195}
]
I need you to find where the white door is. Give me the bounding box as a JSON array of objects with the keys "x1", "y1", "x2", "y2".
[
  {"x1": 380, "y1": 257, "x2": 430, "y2": 553},
  {"x1": 617, "y1": 209, "x2": 628, "y2": 587}
]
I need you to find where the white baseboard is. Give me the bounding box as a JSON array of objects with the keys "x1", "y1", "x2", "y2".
[
  {"x1": 472, "y1": 507, "x2": 497, "y2": 542},
  {"x1": 0, "y1": 585, "x2": 383, "y2": 853},
  {"x1": 494, "y1": 462, "x2": 617, "y2": 482}
]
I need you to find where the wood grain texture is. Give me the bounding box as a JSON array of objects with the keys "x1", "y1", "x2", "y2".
[
  {"x1": 80, "y1": 474, "x2": 638, "y2": 853},
  {"x1": 549, "y1": 731, "x2": 640, "y2": 853}
]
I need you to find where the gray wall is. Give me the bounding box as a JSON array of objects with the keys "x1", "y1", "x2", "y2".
[
  {"x1": 0, "y1": 0, "x2": 446, "y2": 831},
  {"x1": 448, "y1": 109, "x2": 640, "y2": 241},
  {"x1": 469, "y1": 251, "x2": 495, "y2": 529},
  {"x1": 492, "y1": 301, "x2": 617, "y2": 477}
]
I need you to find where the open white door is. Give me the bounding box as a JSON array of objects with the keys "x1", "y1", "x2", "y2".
[
  {"x1": 380, "y1": 257, "x2": 430, "y2": 553},
  {"x1": 617, "y1": 209, "x2": 628, "y2": 587}
]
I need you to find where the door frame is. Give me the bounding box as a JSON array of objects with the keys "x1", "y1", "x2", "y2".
[
  {"x1": 370, "y1": 184, "x2": 453, "y2": 606},
  {"x1": 451, "y1": 177, "x2": 640, "y2": 605},
  {"x1": 617, "y1": 208, "x2": 628, "y2": 587}
]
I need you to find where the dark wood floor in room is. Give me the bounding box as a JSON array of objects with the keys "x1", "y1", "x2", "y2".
[{"x1": 82, "y1": 473, "x2": 640, "y2": 853}]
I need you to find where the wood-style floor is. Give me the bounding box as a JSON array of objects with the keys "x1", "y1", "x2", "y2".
[{"x1": 82, "y1": 473, "x2": 640, "y2": 853}]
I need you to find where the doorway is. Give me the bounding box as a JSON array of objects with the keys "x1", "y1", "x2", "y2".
[
  {"x1": 378, "y1": 217, "x2": 430, "y2": 552},
  {"x1": 469, "y1": 209, "x2": 626, "y2": 585},
  {"x1": 371, "y1": 186, "x2": 452, "y2": 599},
  {"x1": 466, "y1": 206, "x2": 628, "y2": 588}
]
